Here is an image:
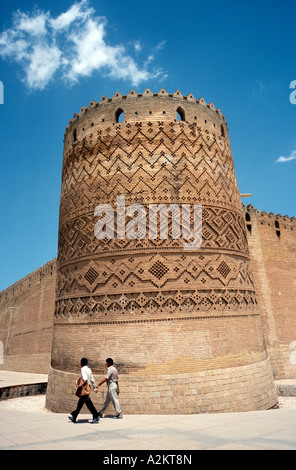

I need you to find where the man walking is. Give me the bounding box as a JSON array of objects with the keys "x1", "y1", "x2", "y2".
[
  {"x1": 95, "y1": 358, "x2": 122, "y2": 419},
  {"x1": 69, "y1": 358, "x2": 100, "y2": 423}
]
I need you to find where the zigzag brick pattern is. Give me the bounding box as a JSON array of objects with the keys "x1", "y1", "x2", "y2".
[{"x1": 55, "y1": 120, "x2": 255, "y2": 321}]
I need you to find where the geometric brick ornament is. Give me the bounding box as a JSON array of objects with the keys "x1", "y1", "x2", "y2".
[{"x1": 46, "y1": 90, "x2": 278, "y2": 414}]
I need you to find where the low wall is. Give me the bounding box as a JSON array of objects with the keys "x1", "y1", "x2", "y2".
[{"x1": 0, "y1": 383, "x2": 47, "y2": 401}]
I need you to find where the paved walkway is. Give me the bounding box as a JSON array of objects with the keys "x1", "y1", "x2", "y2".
[
  {"x1": 0, "y1": 370, "x2": 48, "y2": 387},
  {"x1": 0, "y1": 371, "x2": 295, "y2": 451}
]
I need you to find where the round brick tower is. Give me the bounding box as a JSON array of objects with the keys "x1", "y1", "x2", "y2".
[{"x1": 46, "y1": 89, "x2": 278, "y2": 414}]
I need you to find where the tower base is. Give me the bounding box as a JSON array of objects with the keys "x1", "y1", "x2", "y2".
[{"x1": 46, "y1": 358, "x2": 278, "y2": 415}]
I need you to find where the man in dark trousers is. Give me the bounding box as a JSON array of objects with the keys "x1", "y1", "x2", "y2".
[{"x1": 69, "y1": 358, "x2": 100, "y2": 423}]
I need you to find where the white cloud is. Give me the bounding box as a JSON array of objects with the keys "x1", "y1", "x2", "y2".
[
  {"x1": 134, "y1": 41, "x2": 142, "y2": 53},
  {"x1": 50, "y1": 0, "x2": 92, "y2": 31},
  {"x1": 0, "y1": 0, "x2": 165, "y2": 90},
  {"x1": 26, "y1": 44, "x2": 61, "y2": 90},
  {"x1": 276, "y1": 150, "x2": 296, "y2": 163},
  {"x1": 144, "y1": 41, "x2": 166, "y2": 67},
  {"x1": 17, "y1": 11, "x2": 48, "y2": 36}
]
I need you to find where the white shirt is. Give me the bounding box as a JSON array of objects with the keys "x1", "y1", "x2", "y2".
[{"x1": 80, "y1": 365, "x2": 96, "y2": 390}]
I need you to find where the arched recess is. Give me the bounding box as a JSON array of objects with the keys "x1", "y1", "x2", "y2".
[
  {"x1": 177, "y1": 107, "x2": 185, "y2": 121},
  {"x1": 245, "y1": 212, "x2": 252, "y2": 234},
  {"x1": 115, "y1": 108, "x2": 124, "y2": 123},
  {"x1": 275, "y1": 220, "x2": 281, "y2": 238}
]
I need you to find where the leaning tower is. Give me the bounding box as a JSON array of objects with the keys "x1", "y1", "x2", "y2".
[{"x1": 46, "y1": 89, "x2": 278, "y2": 414}]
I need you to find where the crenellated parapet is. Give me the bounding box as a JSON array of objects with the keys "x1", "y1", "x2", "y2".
[
  {"x1": 242, "y1": 203, "x2": 296, "y2": 232},
  {"x1": 0, "y1": 258, "x2": 57, "y2": 305},
  {"x1": 63, "y1": 89, "x2": 228, "y2": 152}
]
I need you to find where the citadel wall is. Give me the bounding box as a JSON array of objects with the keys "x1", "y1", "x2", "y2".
[
  {"x1": 243, "y1": 205, "x2": 296, "y2": 379},
  {"x1": 0, "y1": 259, "x2": 56, "y2": 373}
]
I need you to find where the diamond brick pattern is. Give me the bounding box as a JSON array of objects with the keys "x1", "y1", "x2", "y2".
[{"x1": 55, "y1": 117, "x2": 256, "y2": 321}]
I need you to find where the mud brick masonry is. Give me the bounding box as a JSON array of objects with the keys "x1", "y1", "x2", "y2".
[{"x1": 1, "y1": 89, "x2": 295, "y2": 414}]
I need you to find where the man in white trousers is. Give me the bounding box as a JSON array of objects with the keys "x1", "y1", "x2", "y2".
[{"x1": 95, "y1": 358, "x2": 123, "y2": 419}]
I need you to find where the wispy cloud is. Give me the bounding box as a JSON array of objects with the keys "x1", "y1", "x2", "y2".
[
  {"x1": 0, "y1": 0, "x2": 165, "y2": 90},
  {"x1": 276, "y1": 150, "x2": 296, "y2": 163}
]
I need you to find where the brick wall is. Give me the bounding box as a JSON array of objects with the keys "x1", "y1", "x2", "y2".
[
  {"x1": 243, "y1": 205, "x2": 296, "y2": 379},
  {"x1": 50, "y1": 315, "x2": 268, "y2": 374},
  {"x1": 0, "y1": 260, "x2": 56, "y2": 373},
  {"x1": 45, "y1": 358, "x2": 278, "y2": 415}
]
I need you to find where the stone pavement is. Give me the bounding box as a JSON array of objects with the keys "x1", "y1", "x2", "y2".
[
  {"x1": 0, "y1": 370, "x2": 48, "y2": 387},
  {"x1": 0, "y1": 371, "x2": 295, "y2": 451}
]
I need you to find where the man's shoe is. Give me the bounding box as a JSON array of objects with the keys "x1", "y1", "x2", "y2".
[
  {"x1": 114, "y1": 413, "x2": 123, "y2": 419},
  {"x1": 68, "y1": 415, "x2": 76, "y2": 423},
  {"x1": 90, "y1": 417, "x2": 100, "y2": 423}
]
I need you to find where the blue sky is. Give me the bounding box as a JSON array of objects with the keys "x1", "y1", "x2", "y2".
[{"x1": 0, "y1": 0, "x2": 295, "y2": 291}]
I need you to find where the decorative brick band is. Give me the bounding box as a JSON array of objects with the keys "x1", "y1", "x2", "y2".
[{"x1": 54, "y1": 311, "x2": 260, "y2": 326}]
